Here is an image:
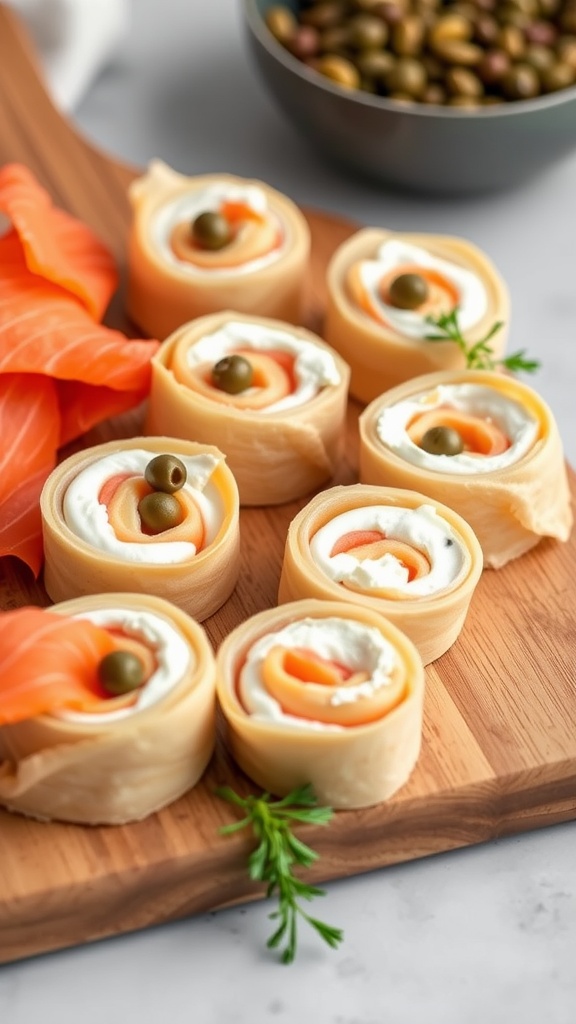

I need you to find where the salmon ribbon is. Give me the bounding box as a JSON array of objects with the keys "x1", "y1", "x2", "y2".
[
  {"x1": 170, "y1": 199, "x2": 281, "y2": 270},
  {"x1": 0, "y1": 164, "x2": 160, "y2": 575},
  {"x1": 175, "y1": 348, "x2": 297, "y2": 410},
  {"x1": 254, "y1": 645, "x2": 406, "y2": 728},
  {"x1": 0, "y1": 605, "x2": 159, "y2": 725},
  {"x1": 0, "y1": 606, "x2": 115, "y2": 724}
]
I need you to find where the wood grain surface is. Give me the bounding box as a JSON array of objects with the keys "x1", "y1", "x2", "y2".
[{"x1": 0, "y1": 3, "x2": 575, "y2": 966}]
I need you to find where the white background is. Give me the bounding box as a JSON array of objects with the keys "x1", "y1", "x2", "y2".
[{"x1": 1, "y1": 1, "x2": 575, "y2": 1022}]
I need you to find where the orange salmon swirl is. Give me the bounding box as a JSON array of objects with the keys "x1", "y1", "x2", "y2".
[
  {"x1": 0, "y1": 593, "x2": 217, "y2": 824},
  {"x1": 145, "y1": 312, "x2": 350, "y2": 506},
  {"x1": 126, "y1": 162, "x2": 310, "y2": 339},
  {"x1": 277, "y1": 484, "x2": 483, "y2": 665},
  {"x1": 324, "y1": 227, "x2": 509, "y2": 403},
  {"x1": 216, "y1": 599, "x2": 425, "y2": 809},
  {"x1": 170, "y1": 198, "x2": 281, "y2": 270},
  {"x1": 359, "y1": 370, "x2": 573, "y2": 569},
  {"x1": 40, "y1": 437, "x2": 240, "y2": 621}
]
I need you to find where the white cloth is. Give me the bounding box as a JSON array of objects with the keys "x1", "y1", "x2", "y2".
[{"x1": 8, "y1": 0, "x2": 129, "y2": 110}]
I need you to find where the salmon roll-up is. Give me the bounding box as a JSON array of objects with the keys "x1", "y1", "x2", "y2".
[
  {"x1": 41, "y1": 437, "x2": 240, "y2": 620},
  {"x1": 359, "y1": 370, "x2": 573, "y2": 569},
  {"x1": 216, "y1": 599, "x2": 424, "y2": 809},
  {"x1": 323, "y1": 228, "x2": 509, "y2": 404},
  {"x1": 145, "y1": 311, "x2": 350, "y2": 506},
  {"x1": 126, "y1": 161, "x2": 310, "y2": 339},
  {"x1": 278, "y1": 484, "x2": 482, "y2": 665},
  {"x1": 0, "y1": 595, "x2": 216, "y2": 824}
]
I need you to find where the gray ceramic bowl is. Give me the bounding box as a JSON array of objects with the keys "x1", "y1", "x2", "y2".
[{"x1": 244, "y1": 0, "x2": 576, "y2": 195}]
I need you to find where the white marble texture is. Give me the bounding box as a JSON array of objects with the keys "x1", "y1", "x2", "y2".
[{"x1": 0, "y1": 1, "x2": 575, "y2": 1021}]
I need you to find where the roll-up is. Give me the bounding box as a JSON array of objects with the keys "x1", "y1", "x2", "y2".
[
  {"x1": 145, "y1": 311, "x2": 350, "y2": 506},
  {"x1": 216, "y1": 599, "x2": 424, "y2": 809},
  {"x1": 126, "y1": 161, "x2": 311, "y2": 339},
  {"x1": 359, "y1": 370, "x2": 572, "y2": 568},
  {"x1": 0, "y1": 594, "x2": 216, "y2": 824},
  {"x1": 324, "y1": 228, "x2": 509, "y2": 403},
  {"x1": 278, "y1": 484, "x2": 483, "y2": 664},
  {"x1": 41, "y1": 437, "x2": 240, "y2": 620}
]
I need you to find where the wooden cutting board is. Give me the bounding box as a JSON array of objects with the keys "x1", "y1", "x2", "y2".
[{"x1": 0, "y1": 4, "x2": 575, "y2": 966}]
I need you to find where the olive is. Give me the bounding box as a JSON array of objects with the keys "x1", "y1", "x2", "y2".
[
  {"x1": 419, "y1": 425, "x2": 465, "y2": 456},
  {"x1": 144, "y1": 454, "x2": 187, "y2": 494},
  {"x1": 138, "y1": 491, "x2": 183, "y2": 533},
  {"x1": 211, "y1": 353, "x2": 254, "y2": 394},
  {"x1": 387, "y1": 272, "x2": 430, "y2": 309},
  {"x1": 98, "y1": 650, "x2": 146, "y2": 696},
  {"x1": 191, "y1": 211, "x2": 232, "y2": 251}
]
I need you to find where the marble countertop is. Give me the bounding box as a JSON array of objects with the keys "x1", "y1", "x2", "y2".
[{"x1": 1, "y1": 1, "x2": 574, "y2": 1022}]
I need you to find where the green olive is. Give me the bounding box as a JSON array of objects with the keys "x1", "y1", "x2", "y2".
[
  {"x1": 98, "y1": 650, "x2": 146, "y2": 696},
  {"x1": 387, "y1": 272, "x2": 430, "y2": 309},
  {"x1": 419, "y1": 425, "x2": 464, "y2": 456},
  {"x1": 211, "y1": 353, "x2": 254, "y2": 394},
  {"x1": 144, "y1": 454, "x2": 187, "y2": 494},
  {"x1": 138, "y1": 491, "x2": 184, "y2": 533},
  {"x1": 191, "y1": 211, "x2": 232, "y2": 250}
]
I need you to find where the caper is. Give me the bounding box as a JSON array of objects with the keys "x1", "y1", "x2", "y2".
[
  {"x1": 445, "y1": 66, "x2": 484, "y2": 96},
  {"x1": 144, "y1": 454, "x2": 187, "y2": 494},
  {"x1": 300, "y1": 1, "x2": 346, "y2": 31},
  {"x1": 477, "y1": 47, "x2": 511, "y2": 84},
  {"x1": 391, "y1": 15, "x2": 425, "y2": 57},
  {"x1": 98, "y1": 650, "x2": 146, "y2": 696},
  {"x1": 138, "y1": 492, "x2": 183, "y2": 533},
  {"x1": 421, "y1": 82, "x2": 448, "y2": 103},
  {"x1": 264, "y1": 5, "x2": 297, "y2": 44},
  {"x1": 387, "y1": 272, "x2": 430, "y2": 309},
  {"x1": 347, "y1": 13, "x2": 389, "y2": 50},
  {"x1": 502, "y1": 62, "x2": 541, "y2": 98},
  {"x1": 313, "y1": 53, "x2": 362, "y2": 88},
  {"x1": 419, "y1": 425, "x2": 464, "y2": 456},
  {"x1": 540, "y1": 60, "x2": 576, "y2": 90},
  {"x1": 191, "y1": 211, "x2": 232, "y2": 251},
  {"x1": 211, "y1": 353, "x2": 254, "y2": 394},
  {"x1": 354, "y1": 48, "x2": 396, "y2": 84},
  {"x1": 385, "y1": 56, "x2": 428, "y2": 96}
]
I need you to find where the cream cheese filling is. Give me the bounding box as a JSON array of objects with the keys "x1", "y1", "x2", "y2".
[
  {"x1": 151, "y1": 182, "x2": 286, "y2": 274},
  {"x1": 238, "y1": 616, "x2": 398, "y2": 732},
  {"x1": 376, "y1": 383, "x2": 539, "y2": 475},
  {"x1": 356, "y1": 239, "x2": 488, "y2": 338},
  {"x1": 63, "y1": 450, "x2": 224, "y2": 563},
  {"x1": 185, "y1": 320, "x2": 341, "y2": 413},
  {"x1": 310, "y1": 505, "x2": 466, "y2": 596}
]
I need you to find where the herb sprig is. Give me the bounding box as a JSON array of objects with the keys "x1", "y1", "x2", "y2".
[
  {"x1": 216, "y1": 783, "x2": 343, "y2": 964},
  {"x1": 425, "y1": 309, "x2": 540, "y2": 374}
]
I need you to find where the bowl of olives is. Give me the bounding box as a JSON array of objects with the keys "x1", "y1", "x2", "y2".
[{"x1": 243, "y1": 0, "x2": 576, "y2": 194}]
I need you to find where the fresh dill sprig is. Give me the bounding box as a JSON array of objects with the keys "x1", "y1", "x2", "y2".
[
  {"x1": 215, "y1": 782, "x2": 343, "y2": 964},
  {"x1": 424, "y1": 308, "x2": 540, "y2": 374}
]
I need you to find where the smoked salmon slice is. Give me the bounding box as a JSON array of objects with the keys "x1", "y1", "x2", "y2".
[
  {"x1": 0, "y1": 606, "x2": 116, "y2": 724},
  {"x1": 0, "y1": 164, "x2": 160, "y2": 574},
  {"x1": 0, "y1": 162, "x2": 117, "y2": 320}
]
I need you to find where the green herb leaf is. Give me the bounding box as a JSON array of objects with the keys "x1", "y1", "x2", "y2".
[
  {"x1": 425, "y1": 309, "x2": 540, "y2": 374},
  {"x1": 215, "y1": 784, "x2": 343, "y2": 964}
]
